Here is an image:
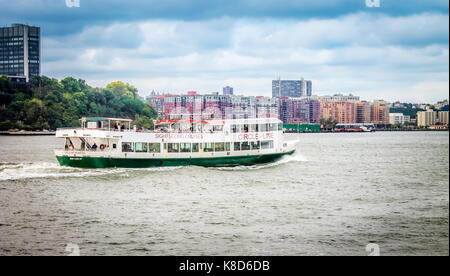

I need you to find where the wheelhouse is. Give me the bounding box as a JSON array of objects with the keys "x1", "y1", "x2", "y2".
[{"x1": 80, "y1": 117, "x2": 133, "y2": 131}]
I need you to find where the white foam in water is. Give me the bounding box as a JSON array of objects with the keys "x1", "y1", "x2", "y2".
[
  {"x1": 215, "y1": 151, "x2": 308, "y2": 171},
  {"x1": 0, "y1": 151, "x2": 306, "y2": 180},
  {"x1": 0, "y1": 162, "x2": 181, "y2": 181}
]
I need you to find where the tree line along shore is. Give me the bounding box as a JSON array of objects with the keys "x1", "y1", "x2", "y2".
[{"x1": 0, "y1": 76, "x2": 157, "y2": 131}]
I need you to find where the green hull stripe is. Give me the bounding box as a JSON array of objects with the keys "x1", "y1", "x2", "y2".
[{"x1": 56, "y1": 151, "x2": 294, "y2": 168}]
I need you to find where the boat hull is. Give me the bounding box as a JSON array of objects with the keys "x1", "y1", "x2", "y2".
[{"x1": 56, "y1": 151, "x2": 295, "y2": 169}]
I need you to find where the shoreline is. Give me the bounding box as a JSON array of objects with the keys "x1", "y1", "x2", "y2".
[
  {"x1": 0, "y1": 131, "x2": 56, "y2": 136},
  {"x1": 286, "y1": 129, "x2": 449, "y2": 133},
  {"x1": 0, "y1": 129, "x2": 448, "y2": 136}
]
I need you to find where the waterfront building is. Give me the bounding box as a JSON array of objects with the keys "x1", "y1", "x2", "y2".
[
  {"x1": 0, "y1": 24, "x2": 40, "y2": 81},
  {"x1": 309, "y1": 99, "x2": 321, "y2": 124},
  {"x1": 389, "y1": 113, "x2": 411, "y2": 125},
  {"x1": 370, "y1": 100, "x2": 390, "y2": 125},
  {"x1": 272, "y1": 78, "x2": 313, "y2": 98},
  {"x1": 146, "y1": 95, "x2": 165, "y2": 118},
  {"x1": 319, "y1": 100, "x2": 357, "y2": 124},
  {"x1": 277, "y1": 97, "x2": 320, "y2": 124},
  {"x1": 229, "y1": 95, "x2": 255, "y2": 119},
  {"x1": 299, "y1": 78, "x2": 313, "y2": 97},
  {"x1": 415, "y1": 109, "x2": 449, "y2": 127},
  {"x1": 272, "y1": 79, "x2": 300, "y2": 98},
  {"x1": 148, "y1": 91, "x2": 390, "y2": 126},
  {"x1": 255, "y1": 96, "x2": 279, "y2": 119},
  {"x1": 356, "y1": 101, "x2": 372, "y2": 123},
  {"x1": 149, "y1": 92, "x2": 278, "y2": 121},
  {"x1": 320, "y1": 94, "x2": 360, "y2": 102},
  {"x1": 278, "y1": 97, "x2": 310, "y2": 124},
  {"x1": 417, "y1": 109, "x2": 437, "y2": 127},
  {"x1": 437, "y1": 111, "x2": 449, "y2": 125}
]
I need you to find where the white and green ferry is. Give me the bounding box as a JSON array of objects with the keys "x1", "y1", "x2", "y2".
[{"x1": 55, "y1": 117, "x2": 297, "y2": 168}]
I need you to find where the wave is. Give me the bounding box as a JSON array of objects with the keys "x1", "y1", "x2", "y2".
[
  {"x1": 0, "y1": 151, "x2": 307, "y2": 180},
  {"x1": 214, "y1": 151, "x2": 308, "y2": 171},
  {"x1": 0, "y1": 162, "x2": 181, "y2": 181}
]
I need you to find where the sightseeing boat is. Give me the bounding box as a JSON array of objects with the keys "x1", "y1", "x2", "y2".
[{"x1": 54, "y1": 117, "x2": 297, "y2": 168}]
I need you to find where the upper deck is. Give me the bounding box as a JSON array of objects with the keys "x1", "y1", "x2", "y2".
[{"x1": 56, "y1": 117, "x2": 283, "y2": 139}]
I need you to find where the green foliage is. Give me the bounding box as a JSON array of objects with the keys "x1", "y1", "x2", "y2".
[
  {"x1": 320, "y1": 118, "x2": 338, "y2": 130},
  {"x1": 0, "y1": 75, "x2": 14, "y2": 93},
  {"x1": 390, "y1": 105, "x2": 424, "y2": 119},
  {"x1": 0, "y1": 76, "x2": 156, "y2": 131},
  {"x1": 133, "y1": 115, "x2": 154, "y2": 130},
  {"x1": 106, "y1": 81, "x2": 138, "y2": 98}
]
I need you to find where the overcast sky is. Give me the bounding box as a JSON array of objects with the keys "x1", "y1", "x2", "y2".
[{"x1": 1, "y1": 0, "x2": 448, "y2": 103}]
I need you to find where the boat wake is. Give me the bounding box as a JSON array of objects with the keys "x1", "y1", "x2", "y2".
[
  {"x1": 214, "y1": 151, "x2": 308, "y2": 171},
  {"x1": 0, "y1": 151, "x2": 307, "y2": 180},
  {"x1": 0, "y1": 162, "x2": 181, "y2": 181}
]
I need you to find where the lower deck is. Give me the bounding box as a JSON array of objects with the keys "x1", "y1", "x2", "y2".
[{"x1": 56, "y1": 150, "x2": 295, "y2": 168}]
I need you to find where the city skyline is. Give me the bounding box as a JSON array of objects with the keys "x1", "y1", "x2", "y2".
[{"x1": 0, "y1": 0, "x2": 448, "y2": 103}]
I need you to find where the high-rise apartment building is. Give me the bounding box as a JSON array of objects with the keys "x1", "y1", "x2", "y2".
[
  {"x1": 272, "y1": 78, "x2": 312, "y2": 98},
  {"x1": 438, "y1": 111, "x2": 449, "y2": 125},
  {"x1": 320, "y1": 94, "x2": 360, "y2": 102},
  {"x1": 223, "y1": 86, "x2": 234, "y2": 95},
  {"x1": 417, "y1": 110, "x2": 449, "y2": 127},
  {"x1": 0, "y1": 24, "x2": 40, "y2": 81},
  {"x1": 319, "y1": 100, "x2": 357, "y2": 124},
  {"x1": 152, "y1": 93, "x2": 279, "y2": 121},
  {"x1": 417, "y1": 110, "x2": 437, "y2": 127},
  {"x1": 300, "y1": 78, "x2": 313, "y2": 97},
  {"x1": 356, "y1": 101, "x2": 372, "y2": 123},
  {"x1": 370, "y1": 100, "x2": 390, "y2": 124}
]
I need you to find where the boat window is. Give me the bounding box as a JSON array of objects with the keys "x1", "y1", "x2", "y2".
[
  {"x1": 192, "y1": 143, "x2": 199, "y2": 153},
  {"x1": 261, "y1": 140, "x2": 274, "y2": 149},
  {"x1": 214, "y1": 142, "x2": 225, "y2": 152},
  {"x1": 149, "y1": 143, "x2": 161, "y2": 153},
  {"x1": 242, "y1": 124, "x2": 249, "y2": 133},
  {"x1": 232, "y1": 125, "x2": 240, "y2": 133},
  {"x1": 225, "y1": 142, "x2": 231, "y2": 152},
  {"x1": 213, "y1": 125, "x2": 223, "y2": 132},
  {"x1": 122, "y1": 142, "x2": 134, "y2": 152},
  {"x1": 112, "y1": 144, "x2": 117, "y2": 149},
  {"x1": 168, "y1": 143, "x2": 180, "y2": 153},
  {"x1": 234, "y1": 142, "x2": 241, "y2": 151},
  {"x1": 180, "y1": 143, "x2": 192, "y2": 153},
  {"x1": 135, "y1": 142, "x2": 148, "y2": 153},
  {"x1": 251, "y1": 141, "x2": 260, "y2": 150},
  {"x1": 259, "y1": 124, "x2": 268, "y2": 132},
  {"x1": 203, "y1": 143, "x2": 214, "y2": 152},
  {"x1": 269, "y1": 123, "x2": 277, "y2": 131},
  {"x1": 241, "y1": 142, "x2": 251, "y2": 151},
  {"x1": 250, "y1": 124, "x2": 258, "y2": 132},
  {"x1": 173, "y1": 123, "x2": 181, "y2": 131}
]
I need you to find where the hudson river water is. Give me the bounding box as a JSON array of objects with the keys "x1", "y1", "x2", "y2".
[{"x1": 0, "y1": 132, "x2": 448, "y2": 256}]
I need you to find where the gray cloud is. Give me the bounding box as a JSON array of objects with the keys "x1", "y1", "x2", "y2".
[{"x1": 41, "y1": 13, "x2": 449, "y2": 102}]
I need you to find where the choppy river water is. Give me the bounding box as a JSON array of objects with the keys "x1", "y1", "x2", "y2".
[{"x1": 0, "y1": 132, "x2": 448, "y2": 255}]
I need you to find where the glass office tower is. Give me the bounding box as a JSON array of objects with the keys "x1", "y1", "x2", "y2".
[{"x1": 0, "y1": 24, "x2": 40, "y2": 81}]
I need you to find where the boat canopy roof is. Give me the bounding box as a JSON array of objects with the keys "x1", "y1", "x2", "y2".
[
  {"x1": 156, "y1": 118, "x2": 280, "y2": 125},
  {"x1": 81, "y1": 117, "x2": 133, "y2": 122},
  {"x1": 156, "y1": 120, "x2": 209, "y2": 125}
]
